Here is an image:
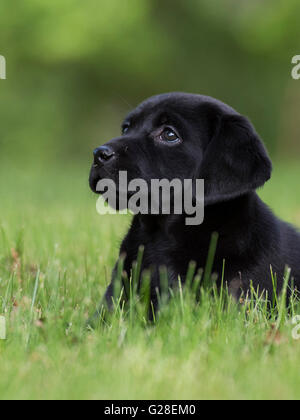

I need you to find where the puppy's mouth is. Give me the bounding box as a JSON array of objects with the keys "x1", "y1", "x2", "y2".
[
  {"x1": 89, "y1": 164, "x2": 114, "y2": 193},
  {"x1": 89, "y1": 163, "x2": 135, "y2": 196}
]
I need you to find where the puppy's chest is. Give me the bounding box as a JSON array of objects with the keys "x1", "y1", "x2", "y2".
[
  {"x1": 140, "y1": 231, "x2": 197, "y2": 278},
  {"x1": 132, "y1": 220, "x2": 224, "y2": 277},
  {"x1": 139, "y1": 228, "x2": 218, "y2": 277},
  {"x1": 142, "y1": 234, "x2": 176, "y2": 268}
]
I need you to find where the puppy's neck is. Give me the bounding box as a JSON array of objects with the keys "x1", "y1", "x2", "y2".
[
  {"x1": 138, "y1": 214, "x2": 171, "y2": 233},
  {"x1": 137, "y1": 192, "x2": 259, "y2": 236},
  {"x1": 203, "y1": 192, "x2": 258, "y2": 227}
]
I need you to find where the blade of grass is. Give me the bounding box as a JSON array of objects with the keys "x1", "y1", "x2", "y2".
[
  {"x1": 31, "y1": 269, "x2": 40, "y2": 314},
  {"x1": 1, "y1": 272, "x2": 15, "y2": 314},
  {"x1": 276, "y1": 266, "x2": 291, "y2": 330},
  {"x1": 202, "y1": 232, "x2": 219, "y2": 291}
]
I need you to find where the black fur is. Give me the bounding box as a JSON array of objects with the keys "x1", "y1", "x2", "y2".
[{"x1": 89, "y1": 93, "x2": 300, "y2": 315}]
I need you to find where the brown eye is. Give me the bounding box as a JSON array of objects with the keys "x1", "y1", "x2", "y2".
[{"x1": 161, "y1": 128, "x2": 180, "y2": 143}]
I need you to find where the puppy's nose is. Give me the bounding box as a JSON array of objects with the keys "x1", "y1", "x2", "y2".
[{"x1": 93, "y1": 145, "x2": 115, "y2": 164}]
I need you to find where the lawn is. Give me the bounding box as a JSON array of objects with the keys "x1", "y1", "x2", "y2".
[{"x1": 0, "y1": 160, "x2": 300, "y2": 400}]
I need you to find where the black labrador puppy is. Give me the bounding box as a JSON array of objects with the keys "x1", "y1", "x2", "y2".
[{"x1": 89, "y1": 92, "x2": 300, "y2": 315}]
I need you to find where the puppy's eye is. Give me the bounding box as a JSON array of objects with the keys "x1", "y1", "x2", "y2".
[
  {"x1": 122, "y1": 124, "x2": 130, "y2": 135},
  {"x1": 161, "y1": 128, "x2": 180, "y2": 143}
]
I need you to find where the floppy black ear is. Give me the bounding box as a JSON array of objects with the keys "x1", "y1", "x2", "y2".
[{"x1": 201, "y1": 114, "x2": 272, "y2": 205}]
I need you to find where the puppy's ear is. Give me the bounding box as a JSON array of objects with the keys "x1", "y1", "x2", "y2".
[{"x1": 201, "y1": 114, "x2": 272, "y2": 205}]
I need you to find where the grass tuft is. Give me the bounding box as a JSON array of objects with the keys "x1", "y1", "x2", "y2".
[{"x1": 1, "y1": 162, "x2": 300, "y2": 399}]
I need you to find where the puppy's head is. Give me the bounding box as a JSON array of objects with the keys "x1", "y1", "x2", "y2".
[{"x1": 89, "y1": 93, "x2": 272, "y2": 207}]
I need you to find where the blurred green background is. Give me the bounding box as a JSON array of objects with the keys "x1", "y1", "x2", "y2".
[{"x1": 1, "y1": 0, "x2": 300, "y2": 168}]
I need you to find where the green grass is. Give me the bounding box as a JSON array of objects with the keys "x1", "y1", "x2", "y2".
[{"x1": 1, "y1": 161, "x2": 300, "y2": 400}]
